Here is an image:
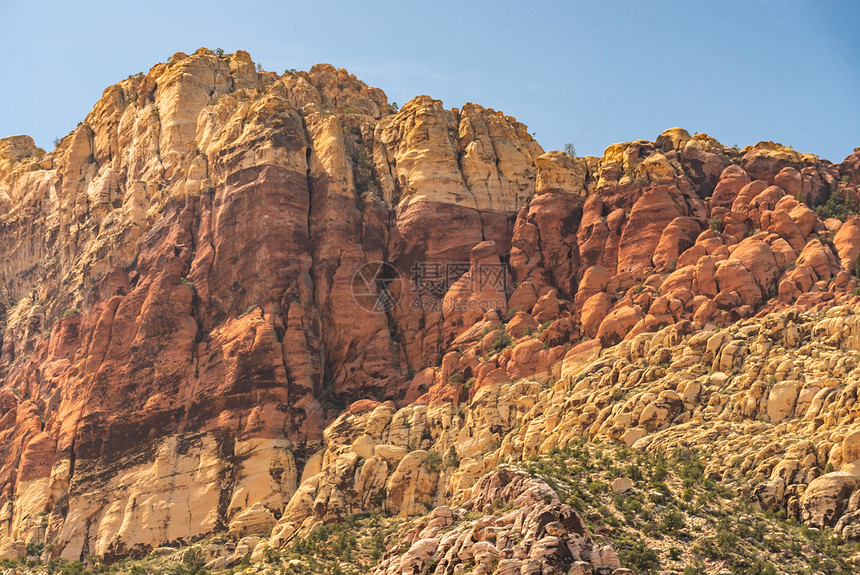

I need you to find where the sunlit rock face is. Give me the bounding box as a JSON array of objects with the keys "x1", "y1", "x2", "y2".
[{"x1": 1, "y1": 48, "x2": 859, "y2": 563}]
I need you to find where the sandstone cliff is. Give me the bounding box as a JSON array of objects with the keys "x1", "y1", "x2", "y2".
[{"x1": 2, "y1": 49, "x2": 860, "y2": 573}]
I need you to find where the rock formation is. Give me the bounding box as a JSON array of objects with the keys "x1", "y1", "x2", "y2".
[{"x1": 2, "y1": 49, "x2": 860, "y2": 573}]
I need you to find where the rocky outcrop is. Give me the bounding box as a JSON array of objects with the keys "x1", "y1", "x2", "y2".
[
  {"x1": 369, "y1": 469, "x2": 611, "y2": 575},
  {"x1": 1, "y1": 49, "x2": 860, "y2": 569}
]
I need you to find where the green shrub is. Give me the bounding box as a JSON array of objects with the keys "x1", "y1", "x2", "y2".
[
  {"x1": 659, "y1": 510, "x2": 686, "y2": 534},
  {"x1": 181, "y1": 548, "x2": 204, "y2": 571},
  {"x1": 25, "y1": 541, "x2": 44, "y2": 557},
  {"x1": 621, "y1": 540, "x2": 660, "y2": 573},
  {"x1": 353, "y1": 149, "x2": 374, "y2": 193},
  {"x1": 444, "y1": 446, "x2": 460, "y2": 470},
  {"x1": 815, "y1": 188, "x2": 856, "y2": 221},
  {"x1": 650, "y1": 458, "x2": 668, "y2": 483},
  {"x1": 709, "y1": 217, "x2": 723, "y2": 233},
  {"x1": 852, "y1": 252, "x2": 860, "y2": 279},
  {"x1": 492, "y1": 332, "x2": 513, "y2": 352},
  {"x1": 423, "y1": 451, "x2": 442, "y2": 472},
  {"x1": 504, "y1": 307, "x2": 522, "y2": 321}
]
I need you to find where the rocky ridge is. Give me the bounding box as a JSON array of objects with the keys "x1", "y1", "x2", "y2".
[{"x1": 2, "y1": 49, "x2": 860, "y2": 573}]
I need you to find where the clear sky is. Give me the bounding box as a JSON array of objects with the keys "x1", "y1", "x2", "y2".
[{"x1": 1, "y1": 1, "x2": 858, "y2": 162}]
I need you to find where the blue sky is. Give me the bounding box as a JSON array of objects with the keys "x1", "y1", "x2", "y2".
[{"x1": 1, "y1": 1, "x2": 858, "y2": 162}]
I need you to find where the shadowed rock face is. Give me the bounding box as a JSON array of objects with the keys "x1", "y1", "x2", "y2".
[{"x1": 1, "y1": 48, "x2": 859, "y2": 562}]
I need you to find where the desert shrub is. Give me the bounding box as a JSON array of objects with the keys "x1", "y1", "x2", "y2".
[
  {"x1": 492, "y1": 332, "x2": 513, "y2": 352},
  {"x1": 660, "y1": 510, "x2": 686, "y2": 534},
  {"x1": 621, "y1": 540, "x2": 660, "y2": 573},
  {"x1": 423, "y1": 451, "x2": 442, "y2": 472},
  {"x1": 815, "y1": 188, "x2": 856, "y2": 221},
  {"x1": 709, "y1": 217, "x2": 723, "y2": 232}
]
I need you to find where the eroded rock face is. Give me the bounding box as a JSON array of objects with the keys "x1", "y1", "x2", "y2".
[
  {"x1": 0, "y1": 50, "x2": 539, "y2": 560},
  {"x1": 801, "y1": 473, "x2": 858, "y2": 528},
  {"x1": 1, "y1": 51, "x2": 859, "y2": 564}
]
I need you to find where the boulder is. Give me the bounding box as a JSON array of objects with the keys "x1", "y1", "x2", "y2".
[
  {"x1": 506, "y1": 311, "x2": 540, "y2": 338},
  {"x1": 652, "y1": 217, "x2": 701, "y2": 272},
  {"x1": 228, "y1": 503, "x2": 277, "y2": 539},
  {"x1": 711, "y1": 164, "x2": 751, "y2": 209},
  {"x1": 611, "y1": 477, "x2": 634, "y2": 494},
  {"x1": 617, "y1": 186, "x2": 683, "y2": 273},
  {"x1": 800, "y1": 473, "x2": 858, "y2": 528},
  {"x1": 597, "y1": 305, "x2": 643, "y2": 347},
  {"x1": 834, "y1": 216, "x2": 860, "y2": 272},
  {"x1": 767, "y1": 380, "x2": 798, "y2": 423},
  {"x1": 714, "y1": 259, "x2": 762, "y2": 306},
  {"x1": 773, "y1": 166, "x2": 803, "y2": 199},
  {"x1": 731, "y1": 237, "x2": 779, "y2": 295}
]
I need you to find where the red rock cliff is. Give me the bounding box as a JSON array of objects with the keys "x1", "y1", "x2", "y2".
[{"x1": 1, "y1": 49, "x2": 859, "y2": 561}]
